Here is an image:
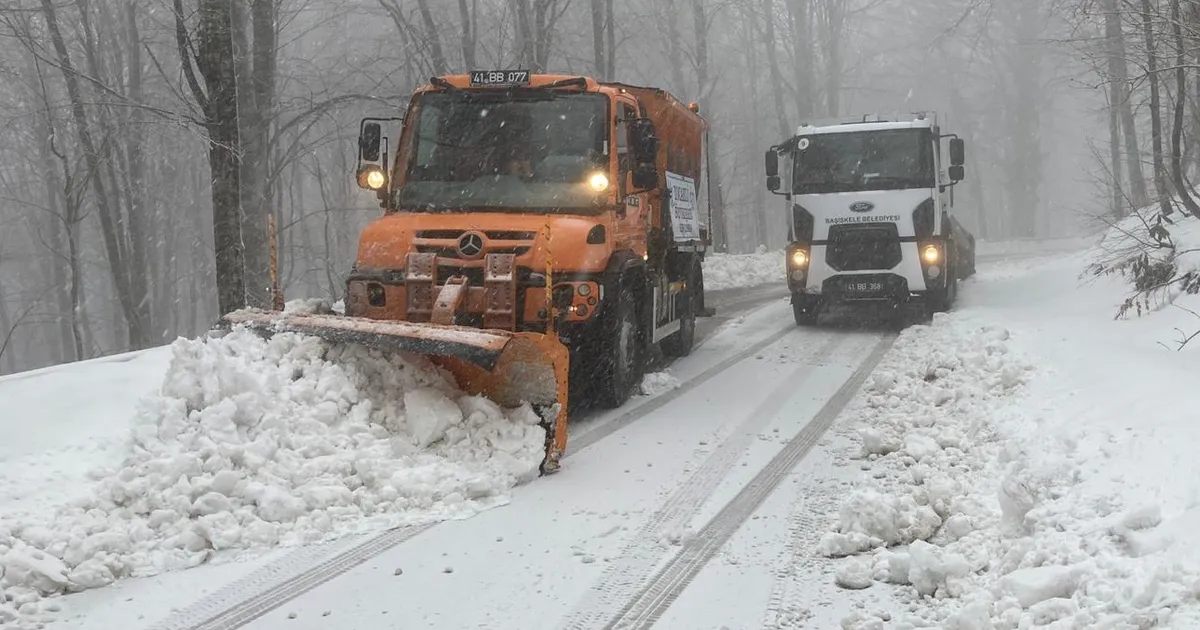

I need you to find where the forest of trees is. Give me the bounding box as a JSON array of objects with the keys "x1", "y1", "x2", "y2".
[{"x1": 0, "y1": 0, "x2": 1178, "y2": 374}]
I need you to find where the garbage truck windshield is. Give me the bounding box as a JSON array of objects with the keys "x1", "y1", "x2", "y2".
[
  {"x1": 398, "y1": 91, "x2": 611, "y2": 213},
  {"x1": 791, "y1": 128, "x2": 935, "y2": 195}
]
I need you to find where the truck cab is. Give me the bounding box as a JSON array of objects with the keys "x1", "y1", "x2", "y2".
[
  {"x1": 764, "y1": 115, "x2": 975, "y2": 325},
  {"x1": 348, "y1": 72, "x2": 712, "y2": 408}
]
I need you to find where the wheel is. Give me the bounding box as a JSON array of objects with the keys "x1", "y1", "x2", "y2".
[
  {"x1": 594, "y1": 281, "x2": 645, "y2": 408},
  {"x1": 928, "y1": 261, "x2": 958, "y2": 314},
  {"x1": 792, "y1": 296, "x2": 819, "y2": 326},
  {"x1": 662, "y1": 278, "x2": 697, "y2": 358}
]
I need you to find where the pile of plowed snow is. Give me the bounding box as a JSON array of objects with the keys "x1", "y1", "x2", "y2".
[
  {"x1": 824, "y1": 260, "x2": 1200, "y2": 629},
  {"x1": 701, "y1": 246, "x2": 785, "y2": 290},
  {"x1": 0, "y1": 325, "x2": 545, "y2": 621},
  {"x1": 819, "y1": 313, "x2": 1040, "y2": 627}
]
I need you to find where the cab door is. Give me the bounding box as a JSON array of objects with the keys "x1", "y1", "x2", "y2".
[{"x1": 612, "y1": 98, "x2": 648, "y2": 259}]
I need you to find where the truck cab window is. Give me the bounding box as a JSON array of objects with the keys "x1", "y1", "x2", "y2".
[
  {"x1": 399, "y1": 91, "x2": 610, "y2": 212},
  {"x1": 793, "y1": 129, "x2": 935, "y2": 194},
  {"x1": 617, "y1": 102, "x2": 635, "y2": 196}
]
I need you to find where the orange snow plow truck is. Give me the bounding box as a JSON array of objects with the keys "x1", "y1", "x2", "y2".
[{"x1": 221, "y1": 71, "x2": 713, "y2": 474}]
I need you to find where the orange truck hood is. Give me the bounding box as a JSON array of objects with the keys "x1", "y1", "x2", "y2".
[{"x1": 355, "y1": 212, "x2": 611, "y2": 272}]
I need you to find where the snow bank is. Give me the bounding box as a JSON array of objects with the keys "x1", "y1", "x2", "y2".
[
  {"x1": 818, "y1": 314, "x2": 1035, "y2": 615},
  {"x1": 1087, "y1": 207, "x2": 1200, "y2": 331},
  {"x1": 701, "y1": 246, "x2": 785, "y2": 291},
  {"x1": 823, "y1": 239, "x2": 1200, "y2": 627},
  {"x1": 0, "y1": 325, "x2": 545, "y2": 624}
]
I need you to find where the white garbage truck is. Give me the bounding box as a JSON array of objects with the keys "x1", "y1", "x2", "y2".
[{"x1": 763, "y1": 114, "x2": 976, "y2": 325}]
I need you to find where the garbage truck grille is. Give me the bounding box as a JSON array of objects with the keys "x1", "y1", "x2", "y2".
[{"x1": 825, "y1": 224, "x2": 902, "y2": 271}]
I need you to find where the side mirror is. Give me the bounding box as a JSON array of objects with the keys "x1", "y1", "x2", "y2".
[
  {"x1": 949, "y1": 138, "x2": 965, "y2": 167},
  {"x1": 360, "y1": 122, "x2": 382, "y2": 162},
  {"x1": 632, "y1": 164, "x2": 657, "y2": 190},
  {"x1": 765, "y1": 149, "x2": 780, "y2": 191},
  {"x1": 629, "y1": 119, "x2": 658, "y2": 163},
  {"x1": 628, "y1": 118, "x2": 659, "y2": 191},
  {"x1": 949, "y1": 165, "x2": 965, "y2": 182}
]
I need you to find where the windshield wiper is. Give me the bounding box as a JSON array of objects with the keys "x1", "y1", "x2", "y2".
[{"x1": 860, "y1": 175, "x2": 919, "y2": 188}]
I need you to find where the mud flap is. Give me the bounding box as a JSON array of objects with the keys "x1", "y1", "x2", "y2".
[{"x1": 218, "y1": 311, "x2": 571, "y2": 475}]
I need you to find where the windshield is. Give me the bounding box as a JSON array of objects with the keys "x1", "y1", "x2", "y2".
[
  {"x1": 397, "y1": 91, "x2": 610, "y2": 212},
  {"x1": 791, "y1": 129, "x2": 935, "y2": 194}
]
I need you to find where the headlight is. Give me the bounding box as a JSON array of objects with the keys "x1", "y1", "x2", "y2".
[
  {"x1": 790, "y1": 249, "x2": 809, "y2": 268},
  {"x1": 587, "y1": 171, "x2": 610, "y2": 192},
  {"x1": 922, "y1": 245, "x2": 940, "y2": 264},
  {"x1": 358, "y1": 165, "x2": 387, "y2": 190}
]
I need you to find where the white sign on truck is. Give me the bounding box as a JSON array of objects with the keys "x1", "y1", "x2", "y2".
[{"x1": 666, "y1": 171, "x2": 701, "y2": 243}]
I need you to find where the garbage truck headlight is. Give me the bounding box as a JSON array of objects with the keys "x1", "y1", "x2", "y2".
[
  {"x1": 790, "y1": 249, "x2": 809, "y2": 268},
  {"x1": 922, "y1": 244, "x2": 940, "y2": 264},
  {"x1": 587, "y1": 171, "x2": 610, "y2": 192}
]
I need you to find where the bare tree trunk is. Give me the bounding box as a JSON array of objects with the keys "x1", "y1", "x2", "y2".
[
  {"x1": 590, "y1": 0, "x2": 606, "y2": 78},
  {"x1": 458, "y1": 0, "x2": 475, "y2": 68},
  {"x1": 123, "y1": 0, "x2": 155, "y2": 341},
  {"x1": 513, "y1": 0, "x2": 535, "y2": 68},
  {"x1": 415, "y1": 0, "x2": 447, "y2": 74},
  {"x1": 24, "y1": 52, "x2": 83, "y2": 363},
  {"x1": 177, "y1": 0, "x2": 247, "y2": 315},
  {"x1": 1140, "y1": 0, "x2": 1173, "y2": 216},
  {"x1": 604, "y1": 0, "x2": 615, "y2": 79},
  {"x1": 235, "y1": 0, "x2": 278, "y2": 309},
  {"x1": 690, "y1": 0, "x2": 728, "y2": 252},
  {"x1": 1169, "y1": 0, "x2": 1200, "y2": 217},
  {"x1": 762, "y1": 0, "x2": 791, "y2": 139},
  {"x1": 41, "y1": 0, "x2": 152, "y2": 347},
  {"x1": 786, "y1": 0, "x2": 814, "y2": 120},
  {"x1": 1108, "y1": 79, "x2": 1126, "y2": 219},
  {"x1": 822, "y1": 0, "x2": 844, "y2": 116},
  {"x1": 1104, "y1": 0, "x2": 1150, "y2": 209},
  {"x1": 0, "y1": 292, "x2": 15, "y2": 374},
  {"x1": 742, "y1": 1, "x2": 767, "y2": 248},
  {"x1": 660, "y1": 0, "x2": 689, "y2": 96}
]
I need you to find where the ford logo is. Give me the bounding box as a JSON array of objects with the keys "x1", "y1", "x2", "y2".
[{"x1": 849, "y1": 201, "x2": 874, "y2": 213}]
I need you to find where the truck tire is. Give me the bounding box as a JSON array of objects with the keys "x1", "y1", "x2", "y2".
[
  {"x1": 594, "y1": 281, "x2": 645, "y2": 409},
  {"x1": 792, "y1": 296, "x2": 819, "y2": 326},
  {"x1": 928, "y1": 258, "x2": 958, "y2": 314},
  {"x1": 662, "y1": 264, "x2": 699, "y2": 357},
  {"x1": 661, "y1": 286, "x2": 696, "y2": 357}
]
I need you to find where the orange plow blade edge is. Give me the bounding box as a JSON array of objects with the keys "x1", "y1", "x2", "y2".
[{"x1": 218, "y1": 310, "x2": 570, "y2": 475}]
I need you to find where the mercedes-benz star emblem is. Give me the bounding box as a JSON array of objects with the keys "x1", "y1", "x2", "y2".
[{"x1": 457, "y1": 232, "x2": 485, "y2": 258}]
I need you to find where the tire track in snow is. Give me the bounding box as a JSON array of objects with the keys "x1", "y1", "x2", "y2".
[
  {"x1": 150, "y1": 309, "x2": 797, "y2": 630},
  {"x1": 145, "y1": 524, "x2": 432, "y2": 630},
  {"x1": 566, "y1": 323, "x2": 795, "y2": 455},
  {"x1": 557, "y1": 330, "x2": 847, "y2": 630},
  {"x1": 586, "y1": 333, "x2": 896, "y2": 630},
  {"x1": 760, "y1": 485, "x2": 842, "y2": 629}
]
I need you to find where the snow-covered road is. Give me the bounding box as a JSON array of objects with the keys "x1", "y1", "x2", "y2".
[
  {"x1": 8, "y1": 231, "x2": 1200, "y2": 630},
  {"x1": 39, "y1": 295, "x2": 893, "y2": 630}
]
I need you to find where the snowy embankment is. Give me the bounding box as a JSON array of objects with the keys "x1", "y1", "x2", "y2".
[
  {"x1": 701, "y1": 246, "x2": 785, "y2": 290},
  {"x1": 0, "y1": 319, "x2": 545, "y2": 626},
  {"x1": 820, "y1": 210, "x2": 1200, "y2": 628}
]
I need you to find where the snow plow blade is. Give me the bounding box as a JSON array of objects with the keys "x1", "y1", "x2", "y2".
[{"x1": 217, "y1": 310, "x2": 570, "y2": 474}]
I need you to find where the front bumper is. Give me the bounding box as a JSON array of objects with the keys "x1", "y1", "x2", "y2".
[{"x1": 344, "y1": 252, "x2": 604, "y2": 337}]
